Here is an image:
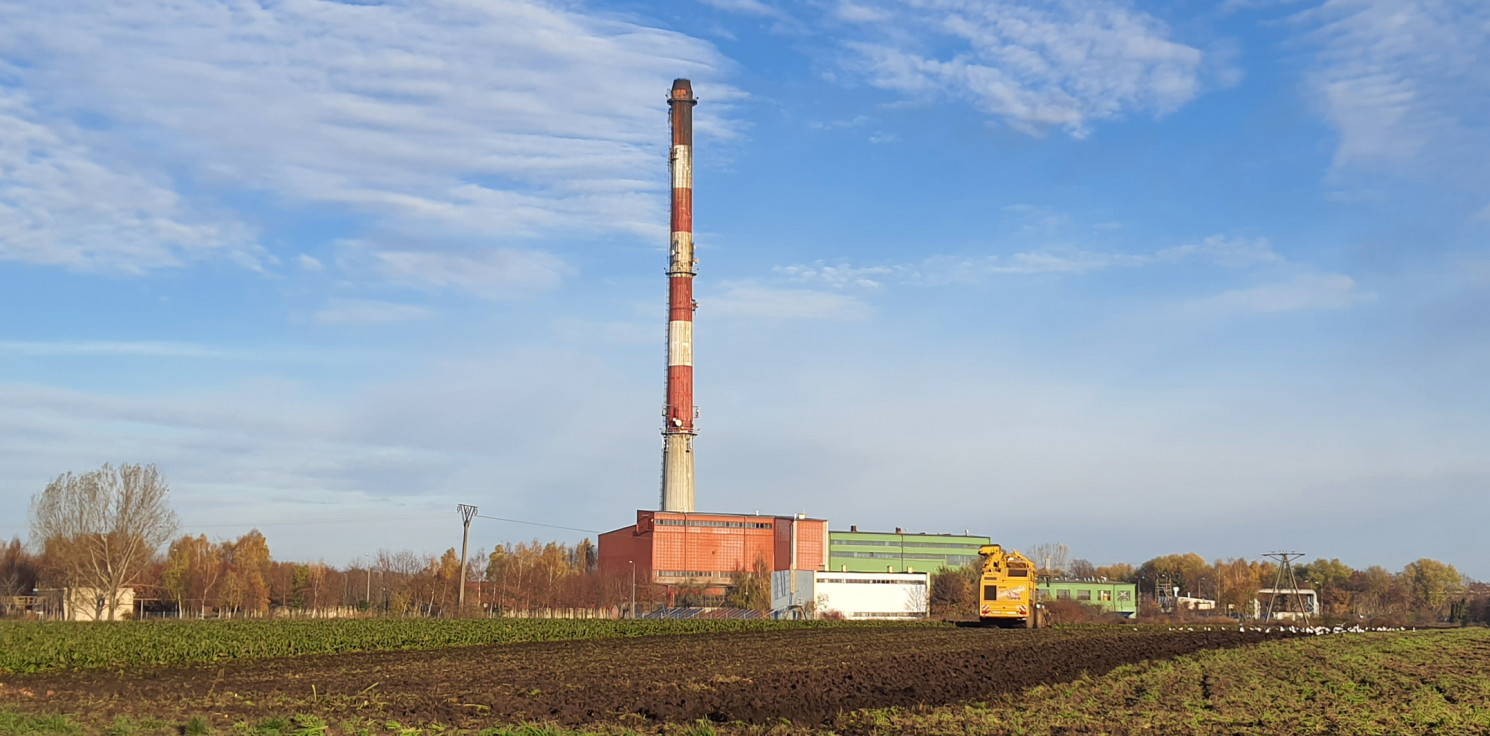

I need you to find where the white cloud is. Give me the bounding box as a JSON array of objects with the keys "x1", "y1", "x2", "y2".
[
  {"x1": 1156, "y1": 235, "x2": 1285, "y2": 268},
  {"x1": 370, "y1": 248, "x2": 568, "y2": 299},
  {"x1": 0, "y1": 0, "x2": 741, "y2": 274},
  {"x1": 1200, "y1": 272, "x2": 1377, "y2": 313},
  {"x1": 698, "y1": 0, "x2": 783, "y2": 17},
  {"x1": 0, "y1": 88, "x2": 258, "y2": 273},
  {"x1": 298, "y1": 254, "x2": 325, "y2": 272},
  {"x1": 707, "y1": 283, "x2": 873, "y2": 320},
  {"x1": 314, "y1": 299, "x2": 435, "y2": 326},
  {"x1": 0, "y1": 341, "x2": 259, "y2": 360},
  {"x1": 834, "y1": 0, "x2": 1209, "y2": 137},
  {"x1": 1299, "y1": 0, "x2": 1490, "y2": 176},
  {"x1": 834, "y1": 0, "x2": 893, "y2": 23},
  {"x1": 778, "y1": 235, "x2": 1286, "y2": 286}
]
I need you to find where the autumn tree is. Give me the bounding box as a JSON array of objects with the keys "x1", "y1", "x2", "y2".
[
  {"x1": 724, "y1": 555, "x2": 772, "y2": 611},
  {"x1": 29, "y1": 463, "x2": 179, "y2": 620},
  {"x1": 1297, "y1": 558, "x2": 1354, "y2": 616},
  {"x1": 1095, "y1": 563, "x2": 1136, "y2": 582},
  {"x1": 1138, "y1": 553, "x2": 1209, "y2": 598},
  {"x1": 572, "y1": 538, "x2": 597, "y2": 574},
  {"x1": 161, "y1": 535, "x2": 222, "y2": 617},
  {"x1": 1213, "y1": 558, "x2": 1261, "y2": 616},
  {"x1": 219, "y1": 530, "x2": 272, "y2": 616},
  {"x1": 929, "y1": 566, "x2": 973, "y2": 617},
  {"x1": 1404, "y1": 558, "x2": 1464, "y2": 620},
  {"x1": 0, "y1": 538, "x2": 41, "y2": 616}
]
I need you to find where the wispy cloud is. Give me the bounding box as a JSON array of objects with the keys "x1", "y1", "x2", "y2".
[
  {"x1": 0, "y1": 341, "x2": 280, "y2": 360},
  {"x1": 832, "y1": 0, "x2": 1213, "y2": 137},
  {"x1": 0, "y1": 88, "x2": 259, "y2": 273},
  {"x1": 369, "y1": 248, "x2": 568, "y2": 300},
  {"x1": 777, "y1": 235, "x2": 1286, "y2": 287},
  {"x1": 707, "y1": 283, "x2": 873, "y2": 320},
  {"x1": 0, "y1": 0, "x2": 741, "y2": 275},
  {"x1": 698, "y1": 0, "x2": 785, "y2": 18},
  {"x1": 1198, "y1": 273, "x2": 1377, "y2": 313},
  {"x1": 314, "y1": 299, "x2": 435, "y2": 326},
  {"x1": 1298, "y1": 0, "x2": 1490, "y2": 181}
]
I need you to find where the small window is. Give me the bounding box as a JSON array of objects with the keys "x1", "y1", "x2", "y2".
[
  {"x1": 1007, "y1": 568, "x2": 1028, "y2": 577},
  {"x1": 1077, "y1": 589, "x2": 1092, "y2": 601},
  {"x1": 1099, "y1": 590, "x2": 1112, "y2": 602},
  {"x1": 983, "y1": 585, "x2": 997, "y2": 601},
  {"x1": 1057, "y1": 589, "x2": 1071, "y2": 600},
  {"x1": 1118, "y1": 590, "x2": 1132, "y2": 602}
]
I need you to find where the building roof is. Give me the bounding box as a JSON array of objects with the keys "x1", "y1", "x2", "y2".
[
  {"x1": 648, "y1": 509, "x2": 828, "y2": 522},
  {"x1": 829, "y1": 529, "x2": 989, "y2": 540}
]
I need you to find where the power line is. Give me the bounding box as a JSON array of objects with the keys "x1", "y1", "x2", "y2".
[
  {"x1": 476, "y1": 514, "x2": 600, "y2": 534},
  {"x1": 185, "y1": 513, "x2": 447, "y2": 528}
]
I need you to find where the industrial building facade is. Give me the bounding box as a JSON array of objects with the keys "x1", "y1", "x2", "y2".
[
  {"x1": 771, "y1": 570, "x2": 929, "y2": 620},
  {"x1": 828, "y1": 528, "x2": 991, "y2": 573},
  {"x1": 598, "y1": 510, "x2": 827, "y2": 587},
  {"x1": 1038, "y1": 580, "x2": 1139, "y2": 617}
]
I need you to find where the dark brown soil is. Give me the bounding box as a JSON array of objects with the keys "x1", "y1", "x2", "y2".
[{"x1": 0, "y1": 627, "x2": 1282, "y2": 727}]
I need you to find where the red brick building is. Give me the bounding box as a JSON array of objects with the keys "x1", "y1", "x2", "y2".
[{"x1": 598, "y1": 510, "x2": 827, "y2": 588}]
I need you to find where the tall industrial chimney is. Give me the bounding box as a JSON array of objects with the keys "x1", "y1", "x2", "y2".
[{"x1": 661, "y1": 79, "x2": 697, "y2": 513}]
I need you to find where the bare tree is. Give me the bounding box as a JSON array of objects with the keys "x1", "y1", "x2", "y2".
[
  {"x1": 1028, "y1": 542, "x2": 1070, "y2": 579},
  {"x1": 29, "y1": 464, "x2": 179, "y2": 620},
  {"x1": 1068, "y1": 558, "x2": 1097, "y2": 580}
]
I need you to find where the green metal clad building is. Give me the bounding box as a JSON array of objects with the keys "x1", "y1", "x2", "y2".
[
  {"x1": 1037, "y1": 579, "x2": 1139, "y2": 617},
  {"x1": 828, "y1": 528, "x2": 991, "y2": 574}
]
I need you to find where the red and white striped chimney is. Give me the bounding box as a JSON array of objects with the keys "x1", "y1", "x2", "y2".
[{"x1": 661, "y1": 79, "x2": 697, "y2": 513}]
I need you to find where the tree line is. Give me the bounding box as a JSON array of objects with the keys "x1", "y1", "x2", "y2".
[
  {"x1": 929, "y1": 542, "x2": 1483, "y2": 626},
  {"x1": 4, "y1": 463, "x2": 1486, "y2": 623},
  {"x1": 4, "y1": 463, "x2": 645, "y2": 619}
]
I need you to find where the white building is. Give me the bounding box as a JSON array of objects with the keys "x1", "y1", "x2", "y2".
[
  {"x1": 61, "y1": 586, "x2": 135, "y2": 621},
  {"x1": 771, "y1": 570, "x2": 928, "y2": 620},
  {"x1": 1252, "y1": 588, "x2": 1318, "y2": 621},
  {"x1": 1176, "y1": 596, "x2": 1216, "y2": 612}
]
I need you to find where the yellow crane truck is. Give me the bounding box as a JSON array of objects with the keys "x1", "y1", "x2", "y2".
[{"x1": 976, "y1": 544, "x2": 1042, "y2": 628}]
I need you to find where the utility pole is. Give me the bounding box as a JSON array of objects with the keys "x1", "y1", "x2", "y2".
[
  {"x1": 629, "y1": 560, "x2": 637, "y2": 619},
  {"x1": 1263, "y1": 551, "x2": 1308, "y2": 624},
  {"x1": 457, "y1": 504, "x2": 478, "y2": 612}
]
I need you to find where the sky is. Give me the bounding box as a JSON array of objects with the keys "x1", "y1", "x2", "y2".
[{"x1": 0, "y1": 0, "x2": 1486, "y2": 577}]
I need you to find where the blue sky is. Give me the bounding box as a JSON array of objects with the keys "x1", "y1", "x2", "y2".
[{"x1": 0, "y1": 0, "x2": 1486, "y2": 576}]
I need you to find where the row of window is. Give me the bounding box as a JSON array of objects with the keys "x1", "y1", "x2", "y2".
[
  {"x1": 830, "y1": 539, "x2": 985, "y2": 549},
  {"x1": 655, "y1": 519, "x2": 772, "y2": 529},
  {"x1": 1049, "y1": 589, "x2": 1133, "y2": 602},
  {"x1": 834, "y1": 552, "x2": 954, "y2": 560},
  {"x1": 655, "y1": 570, "x2": 727, "y2": 578},
  {"x1": 817, "y1": 578, "x2": 928, "y2": 586}
]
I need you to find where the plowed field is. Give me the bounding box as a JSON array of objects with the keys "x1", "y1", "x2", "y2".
[{"x1": 0, "y1": 626, "x2": 1281, "y2": 728}]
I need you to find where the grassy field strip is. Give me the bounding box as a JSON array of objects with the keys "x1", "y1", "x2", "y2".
[
  {"x1": 836, "y1": 628, "x2": 1490, "y2": 736},
  {"x1": 0, "y1": 618, "x2": 943, "y2": 675}
]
